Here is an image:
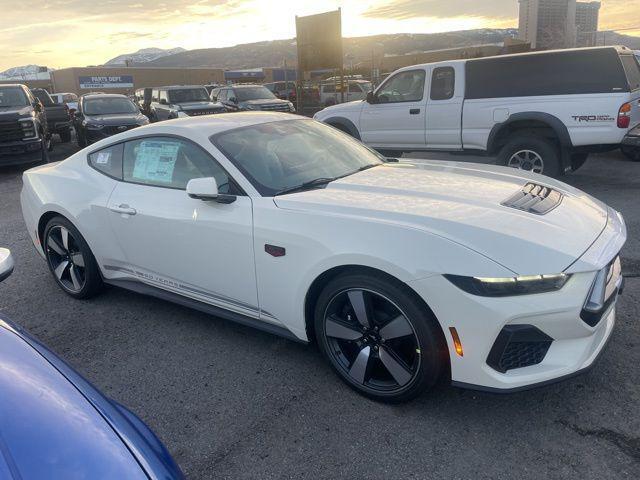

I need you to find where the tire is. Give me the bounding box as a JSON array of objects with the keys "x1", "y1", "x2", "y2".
[
  {"x1": 621, "y1": 145, "x2": 640, "y2": 162},
  {"x1": 59, "y1": 128, "x2": 72, "y2": 143},
  {"x1": 77, "y1": 129, "x2": 87, "y2": 148},
  {"x1": 43, "y1": 216, "x2": 103, "y2": 299},
  {"x1": 497, "y1": 135, "x2": 561, "y2": 177},
  {"x1": 314, "y1": 272, "x2": 445, "y2": 403},
  {"x1": 570, "y1": 153, "x2": 589, "y2": 171}
]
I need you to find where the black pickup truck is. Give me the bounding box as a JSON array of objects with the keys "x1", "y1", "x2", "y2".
[
  {"x1": 31, "y1": 88, "x2": 72, "y2": 143},
  {"x1": 0, "y1": 84, "x2": 51, "y2": 166}
]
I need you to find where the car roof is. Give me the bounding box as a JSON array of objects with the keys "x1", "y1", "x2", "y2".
[
  {"x1": 83, "y1": 93, "x2": 128, "y2": 99},
  {"x1": 159, "y1": 85, "x2": 207, "y2": 90}
]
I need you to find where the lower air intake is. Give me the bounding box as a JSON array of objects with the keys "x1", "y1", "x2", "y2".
[{"x1": 487, "y1": 325, "x2": 553, "y2": 373}]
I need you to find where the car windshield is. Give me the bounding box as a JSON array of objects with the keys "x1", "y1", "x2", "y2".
[
  {"x1": 169, "y1": 88, "x2": 209, "y2": 103},
  {"x1": 0, "y1": 87, "x2": 29, "y2": 108},
  {"x1": 235, "y1": 86, "x2": 276, "y2": 101},
  {"x1": 84, "y1": 97, "x2": 138, "y2": 115},
  {"x1": 212, "y1": 119, "x2": 384, "y2": 196}
]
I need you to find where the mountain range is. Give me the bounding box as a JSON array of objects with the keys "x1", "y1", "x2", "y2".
[
  {"x1": 104, "y1": 47, "x2": 186, "y2": 66},
  {"x1": 0, "y1": 65, "x2": 53, "y2": 81}
]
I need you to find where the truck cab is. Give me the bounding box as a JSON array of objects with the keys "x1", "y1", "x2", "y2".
[{"x1": 0, "y1": 84, "x2": 51, "y2": 166}]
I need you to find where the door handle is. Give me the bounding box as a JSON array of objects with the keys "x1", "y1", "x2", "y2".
[
  {"x1": 110, "y1": 204, "x2": 137, "y2": 215},
  {"x1": 410, "y1": 108, "x2": 420, "y2": 115}
]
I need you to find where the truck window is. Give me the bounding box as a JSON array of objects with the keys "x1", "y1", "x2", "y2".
[
  {"x1": 466, "y1": 49, "x2": 629, "y2": 99},
  {"x1": 376, "y1": 69, "x2": 426, "y2": 103},
  {"x1": 620, "y1": 55, "x2": 640, "y2": 91},
  {"x1": 430, "y1": 67, "x2": 455, "y2": 100}
]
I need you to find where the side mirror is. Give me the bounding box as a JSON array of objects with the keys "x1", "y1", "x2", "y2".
[
  {"x1": 0, "y1": 248, "x2": 15, "y2": 283},
  {"x1": 186, "y1": 177, "x2": 236, "y2": 204},
  {"x1": 366, "y1": 91, "x2": 376, "y2": 104}
]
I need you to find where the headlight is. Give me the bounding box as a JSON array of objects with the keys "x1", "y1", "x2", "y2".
[
  {"x1": 177, "y1": 111, "x2": 189, "y2": 118},
  {"x1": 139, "y1": 116, "x2": 150, "y2": 125},
  {"x1": 19, "y1": 119, "x2": 38, "y2": 139},
  {"x1": 444, "y1": 273, "x2": 571, "y2": 297},
  {"x1": 84, "y1": 122, "x2": 104, "y2": 129},
  {"x1": 288, "y1": 102, "x2": 296, "y2": 112}
]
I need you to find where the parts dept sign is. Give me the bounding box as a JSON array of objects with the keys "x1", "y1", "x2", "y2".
[{"x1": 79, "y1": 75, "x2": 134, "y2": 89}]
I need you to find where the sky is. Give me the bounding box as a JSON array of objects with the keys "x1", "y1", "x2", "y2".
[{"x1": 0, "y1": 0, "x2": 639, "y2": 71}]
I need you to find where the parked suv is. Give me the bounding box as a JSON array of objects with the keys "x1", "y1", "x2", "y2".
[
  {"x1": 315, "y1": 46, "x2": 640, "y2": 177},
  {"x1": 74, "y1": 93, "x2": 149, "y2": 147},
  {"x1": 0, "y1": 84, "x2": 51, "y2": 166},
  {"x1": 50, "y1": 92, "x2": 79, "y2": 116},
  {"x1": 149, "y1": 86, "x2": 226, "y2": 122},
  {"x1": 31, "y1": 88, "x2": 73, "y2": 143},
  {"x1": 211, "y1": 85, "x2": 295, "y2": 112},
  {"x1": 319, "y1": 80, "x2": 372, "y2": 107}
]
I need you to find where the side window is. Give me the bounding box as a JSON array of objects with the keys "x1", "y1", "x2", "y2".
[
  {"x1": 430, "y1": 67, "x2": 455, "y2": 100},
  {"x1": 218, "y1": 89, "x2": 228, "y2": 102},
  {"x1": 210, "y1": 88, "x2": 220, "y2": 101},
  {"x1": 376, "y1": 69, "x2": 426, "y2": 103},
  {"x1": 123, "y1": 136, "x2": 232, "y2": 192},
  {"x1": 159, "y1": 90, "x2": 168, "y2": 104},
  {"x1": 88, "y1": 143, "x2": 124, "y2": 179},
  {"x1": 151, "y1": 89, "x2": 158, "y2": 102}
]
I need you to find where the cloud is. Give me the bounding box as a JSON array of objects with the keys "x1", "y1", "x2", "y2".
[{"x1": 363, "y1": 0, "x2": 518, "y2": 20}]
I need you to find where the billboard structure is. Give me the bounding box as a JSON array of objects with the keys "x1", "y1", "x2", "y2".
[{"x1": 295, "y1": 9, "x2": 344, "y2": 109}]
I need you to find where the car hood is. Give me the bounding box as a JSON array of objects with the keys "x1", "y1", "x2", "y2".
[
  {"x1": 241, "y1": 99, "x2": 289, "y2": 106},
  {"x1": 0, "y1": 106, "x2": 34, "y2": 120},
  {"x1": 85, "y1": 113, "x2": 145, "y2": 125},
  {"x1": 315, "y1": 100, "x2": 364, "y2": 116},
  {"x1": 274, "y1": 161, "x2": 609, "y2": 275},
  {"x1": 178, "y1": 101, "x2": 222, "y2": 110},
  {"x1": 0, "y1": 318, "x2": 146, "y2": 479}
]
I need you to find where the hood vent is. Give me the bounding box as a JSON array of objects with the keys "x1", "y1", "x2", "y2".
[{"x1": 501, "y1": 183, "x2": 563, "y2": 215}]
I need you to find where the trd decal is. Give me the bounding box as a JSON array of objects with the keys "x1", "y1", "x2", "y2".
[{"x1": 571, "y1": 115, "x2": 615, "y2": 122}]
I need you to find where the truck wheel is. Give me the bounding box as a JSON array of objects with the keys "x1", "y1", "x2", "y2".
[
  {"x1": 498, "y1": 135, "x2": 561, "y2": 177},
  {"x1": 621, "y1": 146, "x2": 640, "y2": 162},
  {"x1": 571, "y1": 153, "x2": 589, "y2": 171},
  {"x1": 59, "y1": 128, "x2": 72, "y2": 143}
]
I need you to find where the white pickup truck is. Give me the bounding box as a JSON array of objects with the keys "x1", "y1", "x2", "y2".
[{"x1": 314, "y1": 46, "x2": 640, "y2": 177}]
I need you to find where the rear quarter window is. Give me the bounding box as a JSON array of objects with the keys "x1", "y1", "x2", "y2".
[
  {"x1": 620, "y1": 54, "x2": 640, "y2": 91},
  {"x1": 88, "y1": 143, "x2": 124, "y2": 180},
  {"x1": 466, "y1": 49, "x2": 629, "y2": 99}
]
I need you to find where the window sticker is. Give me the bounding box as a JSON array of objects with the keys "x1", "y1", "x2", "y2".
[
  {"x1": 95, "y1": 151, "x2": 111, "y2": 165},
  {"x1": 132, "y1": 140, "x2": 180, "y2": 184}
]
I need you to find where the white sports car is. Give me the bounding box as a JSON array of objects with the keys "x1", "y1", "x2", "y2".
[{"x1": 21, "y1": 112, "x2": 626, "y2": 402}]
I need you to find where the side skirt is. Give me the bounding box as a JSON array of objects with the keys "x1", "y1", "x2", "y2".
[{"x1": 105, "y1": 278, "x2": 306, "y2": 344}]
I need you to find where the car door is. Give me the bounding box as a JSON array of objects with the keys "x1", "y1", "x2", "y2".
[
  {"x1": 106, "y1": 135, "x2": 259, "y2": 318},
  {"x1": 359, "y1": 68, "x2": 428, "y2": 149},
  {"x1": 425, "y1": 65, "x2": 463, "y2": 149}
]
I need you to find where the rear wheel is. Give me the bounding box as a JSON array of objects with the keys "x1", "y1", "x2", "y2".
[
  {"x1": 498, "y1": 135, "x2": 561, "y2": 177},
  {"x1": 621, "y1": 145, "x2": 640, "y2": 162},
  {"x1": 314, "y1": 273, "x2": 445, "y2": 403},
  {"x1": 43, "y1": 217, "x2": 103, "y2": 299}
]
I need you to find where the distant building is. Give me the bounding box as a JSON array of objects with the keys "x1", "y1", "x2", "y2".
[
  {"x1": 576, "y1": 2, "x2": 601, "y2": 47},
  {"x1": 519, "y1": 0, "x2": 578, "y2": 50}
]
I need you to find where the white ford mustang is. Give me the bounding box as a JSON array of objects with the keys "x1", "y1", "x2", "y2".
[{"x1": 21, "y1": 112, "x2": 626, "y2": 402}]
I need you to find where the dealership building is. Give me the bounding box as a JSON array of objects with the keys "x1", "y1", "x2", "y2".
[{"x1": 50, "y1": 67, "x2": 225, "y2": 95}]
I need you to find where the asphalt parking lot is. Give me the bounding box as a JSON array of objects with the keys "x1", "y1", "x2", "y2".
[{"x1": 1, "y1": 140, "x2": 639, "y2": 479}]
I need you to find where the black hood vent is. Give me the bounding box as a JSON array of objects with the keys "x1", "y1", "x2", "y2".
[{"x1": 501, "y1": 183, "x2": 563, "y2": 215}]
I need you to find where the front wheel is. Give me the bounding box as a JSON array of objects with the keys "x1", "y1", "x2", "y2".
[
  {"x1": 43, "y1": 216, "x2": 103, "y2": 299},
  {"x1": 314, "y1": 273, "x2": 445, "y2": 403},
  {"x1": 498, "y1": 135, "x2": 561, "y2": 177}
]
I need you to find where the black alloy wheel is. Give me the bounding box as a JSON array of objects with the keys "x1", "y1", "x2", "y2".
[
  {"x1": 44, "y1": 217, "x2": 103, "y2": 298},
  {"x1": 315, "y1": 273, "x2": 445, "y2": 403}
]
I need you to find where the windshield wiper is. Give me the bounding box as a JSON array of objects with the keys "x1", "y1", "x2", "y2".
[{"x1": 274, "y1": 177, "x2": 336, "y2": 196}]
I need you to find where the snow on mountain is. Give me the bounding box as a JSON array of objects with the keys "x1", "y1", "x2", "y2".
[
  {"x1": 0, "y1": 65, "x2": 52, "y2": 80},
  {"x1": 105, "y1": 47, "x2": 186, "y2": 66}
]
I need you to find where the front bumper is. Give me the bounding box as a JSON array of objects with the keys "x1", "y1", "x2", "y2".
[
  {"x1": 0, "y1": 139, "x2": 43, "y2": 165},
  {"x1": 621, "y1": 124, "x2": 640, "y2": 147}
]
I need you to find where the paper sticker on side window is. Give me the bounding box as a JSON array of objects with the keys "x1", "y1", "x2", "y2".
[
  {"x1": 132, "y1": 140, "x2": 180, "y2": 184},
  {"x1": 95, "y1": 151, "x2": 111, "y2": 165}
]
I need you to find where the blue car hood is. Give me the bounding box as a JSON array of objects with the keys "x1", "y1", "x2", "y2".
[{"x1": 0, "y1": 319, "x2": 146, "y2": 479}]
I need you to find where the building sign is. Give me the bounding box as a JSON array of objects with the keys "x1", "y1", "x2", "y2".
[
  {"x1": 295, "y1": 9, "x2": 343, "y2": 71},
  {"x1": 79, "y1": 75, "x2": 134, "y2": 89}
]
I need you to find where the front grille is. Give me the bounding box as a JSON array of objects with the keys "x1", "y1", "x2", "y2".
[
  {"x1": 259, "y1": 104, "x2": 290, "y2": 112},
  {"x1": 186, "y1": 109, "x2": 224, "y2": 116},
  {"x1": 487, "y1": 325, "x2": 553, "y2": 373},
  {"x1": 502, "y1": 183, "x2": 563, "y2": 215},
  {"x1": 103, "y1": 125, "x2": 138, "y2": 135},
  {"x1": 0, "y1": 121, "x2": 25, "y2": 143},
  {"x1": 581, "y1": 256, "x2": 622, "y2": 327}
]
